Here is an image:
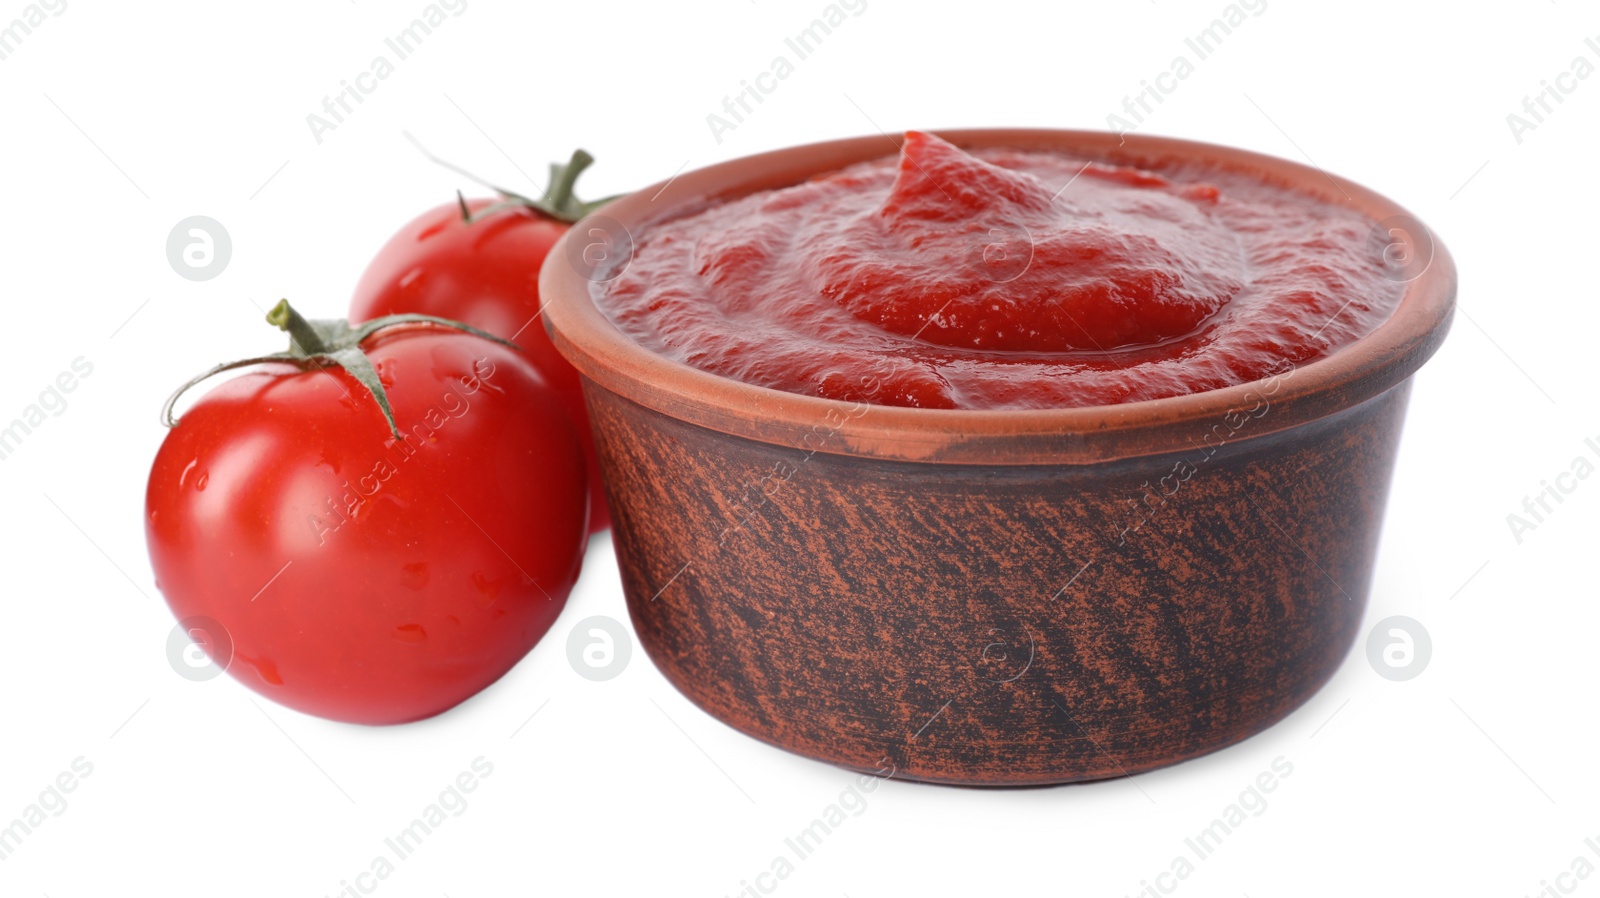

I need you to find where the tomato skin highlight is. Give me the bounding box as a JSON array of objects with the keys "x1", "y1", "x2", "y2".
[
  {"x1": 349, "y1": 197, "x2": 609, "y2": 532},
  {"x1": 146, "y1": 328, "x2": 587, "y2": 724}
]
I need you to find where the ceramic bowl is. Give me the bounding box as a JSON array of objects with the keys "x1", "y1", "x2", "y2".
[{"x1": 540, "y1": 129, "x2": 1455, "y2": 786}]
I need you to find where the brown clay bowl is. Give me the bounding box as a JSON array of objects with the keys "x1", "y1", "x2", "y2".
[{"x1": 539, "y1": 129, "x2": 1455, "y2": 787}]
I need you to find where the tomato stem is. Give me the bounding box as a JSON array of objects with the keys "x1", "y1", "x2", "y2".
[
  {"x1": 267, "y1": 300, "x2": 330, "y2": 354},
  {"x1": 402, "y1": 131, "x2": 620, "y2": 225},
  {"x1": 543, "y1": 149, "x2": 594, "y2": 215},
  {"x1": 163, "y1": 301, "x2": 522, "y2": 441}
]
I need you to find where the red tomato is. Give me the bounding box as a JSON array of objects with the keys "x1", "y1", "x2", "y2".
[
  {"x1": 349, "y1": 198, "x2": 610, "y2": 532},
  {"x1": 146, "y1": 325, "x2": 587, "y2": 724}
]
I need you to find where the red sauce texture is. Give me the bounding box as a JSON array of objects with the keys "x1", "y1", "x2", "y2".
[{"x1": 593, "y1": 131, "x2": 1401, "y2": 409}]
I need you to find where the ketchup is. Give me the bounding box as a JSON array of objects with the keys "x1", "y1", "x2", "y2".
[{"x1": 594, "y1": 132, "x2": 1399, "y2": 409}]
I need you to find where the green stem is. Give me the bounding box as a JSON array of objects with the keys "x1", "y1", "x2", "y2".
[
  {"x1": 544, "y1": 149, "x2": 595, "y2": 213},
  {"x1": 266, "y1": 300, "x2": 328, "y2": 354},
  {"x1": 164, "y1": 300, "x2": 525, "y2": 440},
  {"x1": 403, "y1": 133, "x2": 617, "y2": 224}
]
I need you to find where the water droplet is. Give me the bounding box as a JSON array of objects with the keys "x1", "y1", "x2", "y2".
[
  {"x1": 400, "y1": 561, "x2": 429, "y2": 591},
  {"x1": 194, "y1": 471, "x2": 209, "y2": 491},
  {"x1": 394, "y1": 624, "x2": 427, "y2": 644},
  {"x1": 316, "y1": 450, "x2": 341, "y2": 474},
  {"x1": 178, "y1": 458, "x2": 199, "y2": 488},
  {"x1": 235, "y1": 653, "x2": 283, "y2": 685},
  {"x1": 470, "y1": 571, "x2": 501, "y2": 608}
]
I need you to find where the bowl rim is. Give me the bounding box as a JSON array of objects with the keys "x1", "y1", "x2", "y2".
[{"x1": 540, "y1": 128, "x2": 1456, "y2": 466}]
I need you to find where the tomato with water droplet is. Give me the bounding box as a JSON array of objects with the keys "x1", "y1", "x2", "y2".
[
  {"x1": 146, "y1": 314, "x2": 587, "y2": 724},
  {"x1": 350, "y1": 150, "x2": 619, "y2": 533}
]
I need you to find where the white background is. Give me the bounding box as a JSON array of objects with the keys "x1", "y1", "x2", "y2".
[{"x1": 1, "y1": 1, "x2": 1596, "y2": 895}]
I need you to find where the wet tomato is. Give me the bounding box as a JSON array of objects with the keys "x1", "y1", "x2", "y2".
[
  {"x1": 350, "y1": 149, "x2": 616, "y2": 532},
  {"x1": 146, "y1": 303, "x2": 587, "y2": 724}
]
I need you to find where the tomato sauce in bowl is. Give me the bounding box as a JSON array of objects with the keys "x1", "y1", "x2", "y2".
[
  {"x1": 541, "y1": 128, "x2": 1454, "y2": 785},
  {"x1": 592, "y1": 131, "x2": 1404, "y2": 410}
]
